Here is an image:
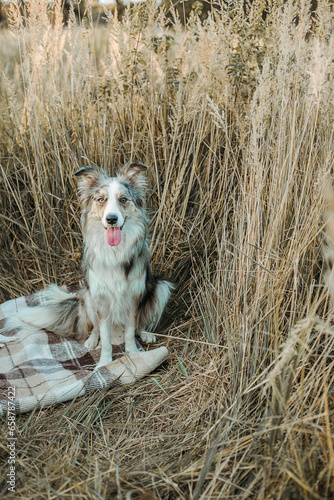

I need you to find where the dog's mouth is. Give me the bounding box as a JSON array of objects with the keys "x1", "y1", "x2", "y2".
[{"x1": 105, "y1": 220, "x2": 125, "y2": 247}]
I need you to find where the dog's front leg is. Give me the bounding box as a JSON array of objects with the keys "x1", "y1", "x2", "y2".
[
  {"x1": 95, "y1": 317, "x2": 113, "y2": 370},
  {"x1": 85, "y1": 328, "x2": 100, "y2": 351},
  {"x1": 124, "y1": 313, "x2": 140, "y2": 355}
]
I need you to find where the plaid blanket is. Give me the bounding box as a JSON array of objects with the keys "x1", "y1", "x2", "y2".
[{"x1": 0, "y1": 291, "x2": 168, "y2": 415}]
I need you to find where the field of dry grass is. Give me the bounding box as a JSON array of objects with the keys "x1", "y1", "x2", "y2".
[{"x1": 0, "y1": 0, "x2": 334, "y2": 498}]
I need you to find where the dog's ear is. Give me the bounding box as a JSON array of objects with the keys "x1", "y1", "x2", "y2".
[
  {"x1": 117, "y1": 162, "x2": 148, "y2": 185},
  {"x1": 74, "y1": 167, "x2": 107, "y2": 206},
  {"x1": 73, "y1": 166, "x2": 106, "y2": 188},
  {"x1": 117, "y1": 162, "x2": 148, "y2": 207}
]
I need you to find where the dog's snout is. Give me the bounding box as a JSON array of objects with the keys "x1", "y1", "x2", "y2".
[{"x1": 106, "y1": 214, "x2": 118, "y2": 226}]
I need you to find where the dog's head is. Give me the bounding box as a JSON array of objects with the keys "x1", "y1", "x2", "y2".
[{"x1": 74, "y1": 163, "x2": 148, "y2": 247}]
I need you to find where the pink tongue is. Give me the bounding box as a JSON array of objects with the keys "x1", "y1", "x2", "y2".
[{"x1": 106, "y1": 227, "x2": 121, "y2": 246}]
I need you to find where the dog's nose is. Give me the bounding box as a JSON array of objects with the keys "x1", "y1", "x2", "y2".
[{"x1": 106, "y1": 214, "x2": 118, "y2": 226}]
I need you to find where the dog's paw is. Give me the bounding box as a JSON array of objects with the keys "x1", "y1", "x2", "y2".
[
  {"x1": 94, "y1": 355, "x2": 113, "y2": 371},
  {"x1": 84, "y1": 335, "x2": 99, "y2": 351},
  {"x1": 125, "y1": 345, "x2": 141, "y2": 355},
  {"x1": 139, "y1": 332, "x2": 157, "y2": 344}
]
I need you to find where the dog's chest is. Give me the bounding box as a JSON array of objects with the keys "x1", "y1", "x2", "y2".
[{"x1": 88, "y1": 263, "x2": 145, "y2": 323}]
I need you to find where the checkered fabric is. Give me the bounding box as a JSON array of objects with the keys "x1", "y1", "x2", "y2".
[{"x1": 0, "y1": 291, "x2": 168, "y2": 415}]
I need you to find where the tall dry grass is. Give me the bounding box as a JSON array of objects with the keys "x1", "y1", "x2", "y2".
[{"x1": 0, "y1": 0, "x2": 334, "y2": 498}]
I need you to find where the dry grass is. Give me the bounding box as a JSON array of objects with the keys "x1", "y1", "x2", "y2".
[{"x1": 0, "y1": 0, "x2": 334, "y2": 498}]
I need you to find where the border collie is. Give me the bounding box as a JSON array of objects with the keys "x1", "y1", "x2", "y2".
[{"x1": 6, "y1": 163, "x2": 173, "y2": 370}]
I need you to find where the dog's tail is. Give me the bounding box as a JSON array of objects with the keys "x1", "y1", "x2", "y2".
[
  {"x1": 4, "y1": 285, "x2": 87, "y2": 342},
  {"x1": 137, "y1": 277, "x2": 174, "y2": 331}
]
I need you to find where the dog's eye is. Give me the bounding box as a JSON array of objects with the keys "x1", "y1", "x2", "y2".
[
  {"x1": 97, "y1": 197, "x2": 105, "y2": 204},
  {"x1": 119, "y1": 197, "x2": 127, "y2": 204}
]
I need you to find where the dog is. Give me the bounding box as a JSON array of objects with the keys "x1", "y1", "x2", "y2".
[{"x1": 6, "y1": 162, "x2": 173, "y2": 370}]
